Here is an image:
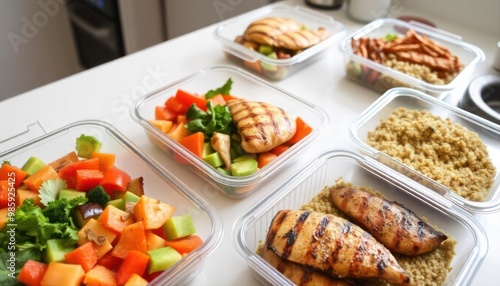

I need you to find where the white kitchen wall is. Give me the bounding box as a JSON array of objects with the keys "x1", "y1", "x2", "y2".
[{"x1": 0, "y1": 0, "x2": 81, "y2": 102}]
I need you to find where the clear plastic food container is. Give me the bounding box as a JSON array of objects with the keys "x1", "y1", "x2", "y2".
[
  {"x1": 213, "y1": 2, "x2": 346, "y2": 81},
  {"x1": 0, "y1": 120, "x2": 223, "y2": 285},
  {"x1": 350, "y1": 87, "x2": 500, "y2": 213},
  {"x1": 233, "y1": 150, "x2": 487, "y2": 286},
  {"x1": 131, "y1": 66, "x2": 328, "y2": 198},
  {"x1": 339, "y1": 18, "x2": 485, "y2": 99}
]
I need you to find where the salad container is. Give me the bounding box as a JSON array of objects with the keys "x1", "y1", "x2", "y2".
[
  {"x1": 131, "y1": 65, "x2": 328, "y2": 198},
  {"x1": 350, "y1": 87, "x2": 500, "y2": 213},
  {"x1": 0, "y1": 120, "x2": 223, "y2": 285},
  {"x1": 233, "y1": 150, "x2": 487, "y2": 286},
  {"x1": 339, "y1": 18, "x2": 484, "y2": 99},
  {"x1": 214, "y1": 2, "x2": 346, "y2": 81}
]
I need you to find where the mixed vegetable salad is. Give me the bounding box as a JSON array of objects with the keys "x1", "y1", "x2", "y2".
[
  {"x1": 151, "y1": 78, "x2": 312, "y2": 176},
  {"x1": 0, "y1": 135, "x2": 202, "y2": 286}
]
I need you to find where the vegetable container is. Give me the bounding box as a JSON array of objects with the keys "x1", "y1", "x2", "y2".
[
  {"x1": 0, "y1": 120, "x2": 223, "y2": 285},
  {"x1": 131, "y1": 65, "x2": 328, "y2": 198},
  {"x1": 213, "y1": 2, "x2": 346, "y2": 81},
  {"x1": 339, "y1": 18, "x2": 485, "y2": 99},
  {"x1": 233, "y1": 150, "x2": 487, "y2": 286},
  {"x1": 350, "y1": 87, "x2": 500, "y2": 213}
]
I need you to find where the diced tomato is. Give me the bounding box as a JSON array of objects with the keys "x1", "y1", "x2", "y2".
[{"x1": 175, "y1": 89, "x2": 207, "y2": 111}]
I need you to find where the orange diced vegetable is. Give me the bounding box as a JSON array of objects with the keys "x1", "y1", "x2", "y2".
[
  {"x1": 83, "y1": 265, "x2": 117, "y2": 286},
  {"x1": 149, "y1": 119, "x2": 173, "y2": 133},
  {"x1": 165, "y1": 234, "x2": 203, "y2": 255},
  {"x1": 111, "y1": 221, "x2": 147, "y2": 259},
  {"x1": 64, "y1": 241, "x2": 98, "y2": 272},
  {"x1": 15, "y1": 189, "x2": 41, "y2": 207},
  {"x1": 97, "y1": 205, "x2": 135, "y2": 234},
  {"x1": 178, "y1": 132, "x2": 204, "y2": 158},
  {"x1": 0, "y1": 180, "x2": 10, "y2": 208},
  {"x1": 91, "y1": 239, "x2": 113, "y2": 260},
  {"x1": 0, "y1": 208, "x2": 8, "y2": 229},
  {"x1": 207, "y1": 94, "x2": 227, "y2": 106},
  {"x1": 17, "y1": 259, "x2": 48, "y2": 286},
  {"x1": 90, "y1": 152, "x2": 116, "y2": 172},
  {"x1": 23, "y1": 165, "x2": 60, "y2": 192},
  {"x1": 124, "y1": 273, "x2": 149, "y2": 286},
  {"x1": 48, "y1": 151, "x2": 79, "y2": 172},
  {"x1": 166, "y1": 123, "x2": 191, "y2": 142},
  {"x1": 78, "y1": 218, "x2": 118, "y2": 246},
  {"x1": 133, "y1": 195, "x2": 175, "y2": 230},
  {"x1": 0, "y1": 163, "x2": 27, "y2": 189},
  {"x1": 257, "y1": 152, "x2": 277, "y2": 169},
  {"x1": 287, "y1": 116, "x2": 313, "y2": 145},
  {"x1": 40, "y1": 262, "x2": 84, "y2": 286},
  {"x1": 115, "y1": 250, "x2": 150, "y2": 285},
  {"x1": 269, "y1": 144, "x2": 290, "y2": 156},
  {"x1": 145, "y1": 230, "x2": 167, "y2": 251}
]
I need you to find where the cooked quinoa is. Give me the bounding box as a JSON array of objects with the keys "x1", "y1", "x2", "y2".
[
  {"x1": 366, "y1": 107, "x2": 496, "y2": 201},
  {"x1": 299, "y1": 179, "x2": 457, "y2": 286}
]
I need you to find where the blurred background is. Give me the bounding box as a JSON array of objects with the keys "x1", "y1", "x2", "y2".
[
  {"x1": 0, "y1": 0, "x2": 272, "y2": 102},
  {"x1": 1, "y1": 0, "x2": 498, "y2": 102}
]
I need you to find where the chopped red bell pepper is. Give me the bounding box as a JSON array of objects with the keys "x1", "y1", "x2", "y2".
[
  {"x1": 175, "y1": 89, "x2": 207, "y2": 111},
  {"x1": 164, "y1": 96, "x2": 188, "y2": 114},
  {"x1": 100, "y1": 167, "x2": 131, "y2": 194},
  {"x1": 0, "y1": 163, "x2": 27, "y2": 189},
  {"x1": 155, "y1": 106, "x2": 178, "y2": 121},
  {"x1": 59, "y1": 158, "x2": 100, "y2": 189},
  {"x1": 75, "y1": 169, "x2": 104, "y2": 191}
]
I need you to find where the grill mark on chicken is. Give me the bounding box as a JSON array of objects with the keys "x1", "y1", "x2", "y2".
[
  {"x1": 331, "y1": 186, "x2": 448, "y2": 256},
  {"x1": 267, "y1": 210, "x2": 410, "y2": 285},
  {"x1": 227, "y1": 99, "x2": 297, "y2": 153},
  {"x1": 260, "y1": 248, "x2": 357, "y2": 286}
]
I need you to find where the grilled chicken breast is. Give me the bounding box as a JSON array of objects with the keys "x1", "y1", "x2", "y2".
[
  {"x1": 330, "y1": 187, "x2": 448, "y2": 256},
  {"x1": 260, "y1": 248, "x2": 356, "y2": 286},
  {"x1": 275, "y1": 27, "x2": 330, "y2": 51},
  {"x1": 266, "y1": 210, "x2": 410, "y2": 285},
  {"x1": 227, "y1": 99, "x2": 296, "y2": 153},
  {"x1": 243, "y1": 17, "x2": 302, "y2": 46}
]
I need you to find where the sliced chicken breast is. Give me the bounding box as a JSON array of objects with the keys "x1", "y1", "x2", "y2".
[
  {"x1": 243, "y1": 17, "x2": 302, "y2": 46},
  {"x1": 260, "y1": 248, "x2": 356, "y2": 286},
  {"x1": 330, "y1": 187, "x2": 448, "y2": 256},
  {"x1": 266, "y1": 210, "x2": 410, "y2": 285},
  {"x1": 227, "y1": 99, "x2": 296, "y2": 153},
  {"x1": 275, "y1": 27, "x2": 330, "y2": 51}
]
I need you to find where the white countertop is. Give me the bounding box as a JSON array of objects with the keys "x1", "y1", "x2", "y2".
[{"x1": 1, "y1": 0, "x2": 499, "y2": 285}]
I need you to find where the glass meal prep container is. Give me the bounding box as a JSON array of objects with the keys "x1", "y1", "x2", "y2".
[
  {"x1": 131, "y1": 65, "x2": 328, "y2": 198},
  {"x1": 0, "y1": 120, "x2": 223, "y2": 285},
  {"x1": 350, "y1": 87, "x2": 500, "y2": 213},
  {"x1": 233, "y1": 150, "x2": 487, "y2": 286},
  {"x1": 213, "y1": 2, "x2": 346, "y2": 81},
  {"x1": 339, "y1": 18, "x2": 485, "y2": 99}
]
